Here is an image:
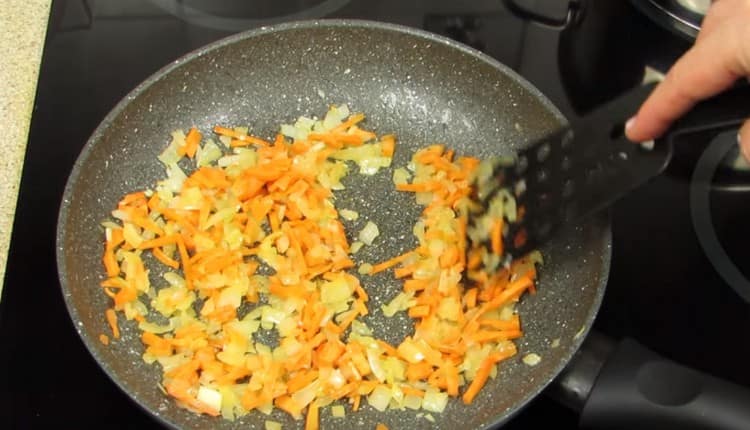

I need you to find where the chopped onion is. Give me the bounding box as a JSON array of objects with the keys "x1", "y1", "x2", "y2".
[
  {"x1": 339, "y1": 209, "x2": 359, "y2": 221},
  {"x1": 122, "y1": 222, "x2": 143, "y2": 248},
  {"x1": 320, "y1": 276, "x2": 353, "y2": 304},
  {"x1": 350, "y1": 241, "x2": 364, "y2": 254},
  {"x1": 158, "y1": 130, "x2": 186, "y2": 165},
  {"x1": 381, "y1": 291, "x2": 415, "y2": 318},
  {"x1": 403, "y1": 395, "x2": 422, "y2": 410},
  {"x1": 331, "y1": 405, "x2": 345, "y2": 417},
  {"x1": 522, "y1": 353, "x2": 541, "y2": 366},
  {"x1": 358, "y1": 221, "x2": 379, "y2": 245},
  {"x1": 196, "y1": 139, "x2": 223, "y2": 167},
  {"x1": 366, "y1": 348, "x2": 387, "y2": 382},
  {"x1": 197, "y1": 386, "x2": 222, "y2": 412},
  {"x1": 264, "y1": 420, "x2": 282, "y2": 430},
  {"x1": 367, "y1": 385, "x2": 391, "y2": 412},
  {"x1": 358, "y1": 263, "x2": 373, "y2": 275},
  {"x1": 392, "y1": 167, "x2": 411, "y2": 185},
  {"x1": 291, "y1": 380, "x2": 321, "y2": 408},
  {"x1": 158, "y1": 162, "x2": 187, "y2": 194},
  {"x1": 422, "y1": 388, "x2": 448, "y2": 413}
]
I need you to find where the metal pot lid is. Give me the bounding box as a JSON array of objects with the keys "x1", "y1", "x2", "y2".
[{"x1": 630, "y1": 0, "x2": 708, "y2": 40}]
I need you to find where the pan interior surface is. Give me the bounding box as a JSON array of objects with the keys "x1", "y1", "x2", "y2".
[{"x1": 57, "y1": 20, "x2": 609, "y2": 430}]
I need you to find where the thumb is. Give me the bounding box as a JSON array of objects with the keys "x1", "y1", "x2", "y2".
[{"x1": 739, "y1": 118, "x2": 750, "y2": 162}]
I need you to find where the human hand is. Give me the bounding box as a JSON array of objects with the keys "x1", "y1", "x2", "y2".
[{"x1": 625, "y1": 0, "x2": 750, "y2": 160}]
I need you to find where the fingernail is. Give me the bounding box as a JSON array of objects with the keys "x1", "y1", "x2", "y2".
[{"x1": 625, "y1": 116, "x2": 636, "y2": 131}]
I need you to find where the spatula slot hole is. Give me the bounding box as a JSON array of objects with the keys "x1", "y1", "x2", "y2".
[
  {"x1": 516, "y1": 155, "x2": 529, "y2": 175},
  {"x1": 561, "y1": 155, "x2": 571, "y2": 171},
  {"x1": 536, "y1": 143, "x2": 551, "y2": 162},
  {"x1": 561, "y1": 130, "x2": 574, "y2": 148},
  {"x1": 535, "y1": 168, "x2": 548, "y2": 183},
  {"x1": 562, "y1": 179, "x2": 575, "y2": 198}
]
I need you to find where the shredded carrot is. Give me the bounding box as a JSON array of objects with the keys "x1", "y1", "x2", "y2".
[
  {"x1": 369, "y1": 251, "x2": 413, "y2": 275},
  {"x1": 491, "y1": 218, "x2": 503, "y2": 256},
  {"x1": 152, "y1": 247, "x2": 180, "y2": 269},
  {"x1": 305, "y1": 401, "x2": 319, "y2": 430},
  {"x1": 376, "y1": 424, "x2": 389, "y2": 430},
  {"x1": 213, "y1": 125, "x2": 270, "y2": 147},
  {"x1": 99, "y1": 334, "x2": 110, "y2": 345},
  {"x1": 105, "y1": 308, "x2": 120, "y2": 339},
  {"x1": 182, "y1": 127, "x2": 202, "y2": 158},
  {"x1": 138, "y1": 234, "x2": 179, "y2": 250},
  {"x1": 380, "y1": 135, "x2": 396, "y2": 157}
]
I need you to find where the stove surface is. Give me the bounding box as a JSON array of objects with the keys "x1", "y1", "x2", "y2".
[{"x1": 2, "y1": 1, "x2": 748, "y2": 428}]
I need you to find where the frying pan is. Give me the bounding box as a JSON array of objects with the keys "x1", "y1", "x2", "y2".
[{"x1": 55, "y1": 20, "x2": 748, "y2": 429}]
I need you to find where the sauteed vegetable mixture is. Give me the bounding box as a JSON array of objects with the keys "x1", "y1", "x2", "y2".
[{"x1": 98, "y1": 106, "x2": 540, "y2": 429}]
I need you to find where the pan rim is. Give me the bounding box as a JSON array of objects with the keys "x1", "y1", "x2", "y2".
[{"x1": 55, "y1": 18, "x2": 610, "y2": 429}]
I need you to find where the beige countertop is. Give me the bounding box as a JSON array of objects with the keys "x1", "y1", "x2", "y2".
[{"x1": 0, "y1": 0, "x2": 51, "y2": 297}]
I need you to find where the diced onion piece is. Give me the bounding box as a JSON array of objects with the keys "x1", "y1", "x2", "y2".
[
  {"x1": 339, "y1": 209, "x2": 359, "y2": 221},
  {"x1": 574, "y1": 326, "x2": 586, "y2": 339},
  {"x1": 381, "y1": 292, "x2": 415, "y2": 318},
  {"x1": 320, "y1": 276, "x2": 353, "y2": 304},
  {"x1": 331, "y1": 405, "x2": 346, "y2": 417},
  {"x1": 358, "y1": 221, "x2": 379, "y2": 245},
  {"x1": 265, "y1": 420, "x2": 282, "y2": 430},
  {"x1": 422, "y1": 388, "x2": 448, "y2": 413},
  {"x1": 392, "y1": 167, "x2": 411, "y2": 185},
  {"x1": 138, "y1": 320, "x2": 173, "y2": 334},
  {"x1": 366, "y1": 349, "x2": 387, "y2": 382},
  {"x1": 197, "y1": 386, "x2": 222, "y2": 412},
  {"x1": 522, "y1": 353, "x2": 541, "y2": 366},
  {"x1": 550, "y1": 338, "x2": 561, "y2": 348},
  {"x1": 403, "y1": 395, "x2": 422, "y2": 410},
  {"x1": 158, "y1": 130, "x2": 185, "y2": 165},
  {"x1": 350, "y1": 241, "x2": 364, "y2": 254},
  {"x1": 367, "y1": 385, "x2": 392, "y2": 412},
  {"x1": 196, "y1": 139, "x2": 223, "y2": 167},
  {"x1": 122, "y1": 223, "x2": 143, "y2": 248},
  {"x1": 291, "y1": 380, "x2": 320, "y2": 408},
  {"x1": 158, "y1": 162, "x2": 188, "y2": 194},
  {"x1": 358, "y1": 263, "x2": 373, "y2": 275}
]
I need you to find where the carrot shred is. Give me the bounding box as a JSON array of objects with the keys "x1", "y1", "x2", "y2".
[
  {"x1": 105, "y1": 308, "x2": 120, "y2": 339},
  {"x1": 369, "y1": 251, "x2": 413, "y2": 275},
  {"x1": 380, "y1": 135, "x2": 396, "y2": 157},
  {"x1": 138, "y1": 234, "x2": 179, "y2": 250},
  {"x1": 214, "y1": 125, "x2": 270, "y2": 146},
  {"x1": 305, "y1": 401, "x2": 319, "y2": 430},
  {"x1": 152, "y1": 247, "x2": 180, "y2": 269},
  {"x1": 183, "y1": 127, "x2": 202, "y2": 158},
  {"x1": 490, "y1": 218, "x2": 504, "y2": 256}
]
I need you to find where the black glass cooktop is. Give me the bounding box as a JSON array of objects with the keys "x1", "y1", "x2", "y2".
[{"x1": 3, "y1": 1, "x2": 749, "y2": 428}]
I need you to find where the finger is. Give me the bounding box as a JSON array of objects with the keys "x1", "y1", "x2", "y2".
[
  {"x1": 739, "y1": 118, "x2": 750, "y2": 162},
  {"x1": 696, "y1": 0, "x2": 733, "y2": 41},
  {"x1": 625, "y1": 29, "x2": 743, "y2": 142}
]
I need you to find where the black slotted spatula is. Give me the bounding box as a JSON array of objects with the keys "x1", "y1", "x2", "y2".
[{"x1": 470, "y1": 82, "x2": 750, "y2": 259}]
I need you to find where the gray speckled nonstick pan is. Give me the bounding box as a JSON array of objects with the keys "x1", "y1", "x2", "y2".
[{"x1": 56, "y1": 20, "x2": 609, "y2": 429}]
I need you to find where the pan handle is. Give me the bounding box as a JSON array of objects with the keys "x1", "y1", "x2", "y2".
[{"x1": 578, "y1": 337, "x2": 750, "y2": 430}]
